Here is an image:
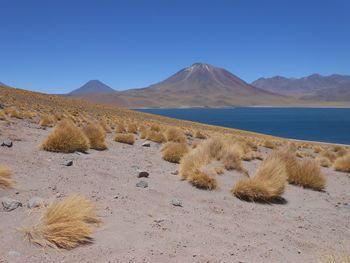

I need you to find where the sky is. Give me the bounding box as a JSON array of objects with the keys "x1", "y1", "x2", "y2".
[{"x1": 0, "y1": 0, "x2": 349, "y2": 93}]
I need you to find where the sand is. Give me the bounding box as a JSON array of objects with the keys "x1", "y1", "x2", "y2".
[{"x1": 0, "y1": 118, "x2": 349, "y2": 263}]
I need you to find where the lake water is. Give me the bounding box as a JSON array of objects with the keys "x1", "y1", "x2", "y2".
[{"x1": 136, "y1": 108, "x2": 350, "y2": 145}]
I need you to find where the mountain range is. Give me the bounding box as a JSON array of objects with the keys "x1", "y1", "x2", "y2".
[
  {"x1": 68, "y1": 63, "x2": 313, "y2": 108},
  {"x1": 252, "y1": 74, "x2": 350, "y2": 102}
]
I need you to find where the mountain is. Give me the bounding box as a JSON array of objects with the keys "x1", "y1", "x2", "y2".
[
  {"x1": 69, "y1": 63, "x2": 304, "y2": 108},
  {"x1": 252, "y1": 74, "x2": 350, "y2": 101},
  {"x1": 69, "y1": 80, "x2": 115, "y2": 95}
]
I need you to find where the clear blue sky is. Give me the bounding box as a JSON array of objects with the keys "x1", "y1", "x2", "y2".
[{"x1": 1, "y1": 0, "x2": 349, "y2": 93}]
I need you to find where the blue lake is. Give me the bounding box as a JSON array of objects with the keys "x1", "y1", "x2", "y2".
[{"x1": 136, "y1": 108, "x2": 350, "y2": 145}]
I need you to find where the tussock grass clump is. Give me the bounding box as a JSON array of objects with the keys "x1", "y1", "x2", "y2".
[
  {"x1": 213, "y1": 166, "x2": 225, "y2": 175},
  {"x1": 24, "y1": 195, "x2": 100, "y2": 249},
  {"x1": 231, "y1": 154, "x2": 287, "y2": 201},
  {"x1": 320, "y1": 150, "x2": 338, "y2": 163},
  {"x1": 146, "y1": 130, "x2": 166, "y2": 143},
  {"x1": 194, "y1": 130, "x2": 206, "y2": 139},
  {"x1": 100, "y1": 120, "x2": 111, "y2": 133},
  {"x1": 263, "y1": 140, "x2": 275, "y2": 149},
  {"x1": 280, "y1": 150, "x2": 326, "y2": 191},
  {"x1": 41, "y1": 120, "x2": 90, "y2": 153},
  {"x1": 83, "y1": 123, "x2": 107, "y2": 150},
  {"x1": 115, "y1": 122, "x2": 126, "y2": 133},
  {"x1": 0, "y1": 165, "x2": 15, "y2": 188},
  {"x1": 7, "y1": 107, "x2": 23, "y2": 119},
  {"x1": 242, "y1": 151, "x2": 263, "y2": 161},
  {"x1": 164, "y1": 127, "x2": 186, "y2": 143},
  {"x1": 316, "y1": 156, "x2": 332, "y2": 167},
  {"x1": 39, "y1": 115, "x2": 55, "y2": 127},
  {"x1": 188, "y1": 169, "x2": 217, "y2": 190},
  {"x1": 320, "y1": 254, "x2": 350, "y2": 263},
  {"x1": 114, "y1": 133, "x2": 135, "y2": 145},
  {"x1": 222, "y1": 151, "x2": 246, "y2": 175},
  {"x1": 126, "y1": 123, "x2": 138, "y2": 134},
  {"x1": 161, "y1": 142, "x2": 189, "y2": 163},
  {"x1": 334, "y1": 154, "x2": 350, "y2": 173},
  {"x1": 150, "y1": 123, "x2": 161, "y2": 132}
]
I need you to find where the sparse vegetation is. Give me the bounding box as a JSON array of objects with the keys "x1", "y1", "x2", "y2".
[
  {"x1": 161, "y1": 142, "x2": 189, "y2": 163},
  {"x1": 41, "y1": 119, "x2": 90, "y2": 153},
  {"x1": 83, "y1": 122, "x2": 107, "y2": 150},
  {"x1": 146, "y1": 130, "x2": 166, "y2": 143},
  {"x1": 114, "y1": 133, "x2": 135, "y2": 145},
  {"x1": 334, "y1": 154, "x2": 350, "y2": 173},
  {"x1": 0, "y1": 165, "x2": 15, "y2": 188},
  {"x1": 164, "y1": 127, "x2": 186, "y2": 143},
  {"x1": 24, "y1": 195, "x2": 100, "y2": 249},
  {"x1": 231, "y1": 153, "x2": 287, "y2": 201}
]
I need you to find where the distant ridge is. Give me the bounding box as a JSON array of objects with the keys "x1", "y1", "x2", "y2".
[
  {"x1": 69, "y1": 80, "x2": 115, "y2": 95},
  {"x1": 252, "y1": 74, "x2": 350, "y2": 101},
  {"x1": 68, "y1": 63, "x2": 303, "y2": 108}
]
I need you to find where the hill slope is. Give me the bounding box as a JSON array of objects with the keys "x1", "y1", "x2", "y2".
[{"x1": 252, "y1": 74, "x2": 350, "y2": 101}]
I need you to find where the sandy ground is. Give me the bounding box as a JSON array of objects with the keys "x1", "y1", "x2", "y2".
[{"x1": 0, "y1": 118, "x2": 349, "y2": 263}]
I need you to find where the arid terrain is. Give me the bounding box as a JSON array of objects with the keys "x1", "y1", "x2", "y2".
[{"x1": 0, "y1": 85, "x2": 350, "y2": 263}]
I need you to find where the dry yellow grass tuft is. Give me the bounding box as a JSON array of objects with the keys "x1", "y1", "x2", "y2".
[
  {"x1": 242, "y1": 151, "x2": 263, "y2": 161},
  {"x1": 320, "y1": 254, "x2": 350, "y2": 263},
  {"x1": 126, "y1": 123, "x2": 138, "y2": 134},
  {"x1": 333, "y1": 154, "x2": 350, "y2": 173},
  {"x1": 7, "y1": 107, "x2": 23, "y2": 119},
  {"x1": 316, "y1": 156, "x2": 332, "y2": 167},
  {"x1": 213, "y1": 166, "x2": 225, "y2": 175},
  {"x1": 83, "y1": 123, "x2": 107, "y2": 150},
  {"x1": 232, "y1": 154, "x2": 287, "y2": 202},
  {"x1": 41, "y1": 119, "x2": 90, "y2": 153},
  {"x1": 263, "y1": 140, "x2": 275, "y2": 149},
  {"x1": 280, "y1": 150, "x2": 326, "y2": 191},
  {"x1": 222, "y1": 151, "x2": 247, "y2": 175},
  {"x1": 24, "y1": 195, "x2": 100, "y2": 249},
  {"x1": 164, "y1": 127, "x2": 186, "y2": 143},
  {"x1": 39, "y1": 115, "x2": 55, "y2": 127},
  {"x1": 188, "y1": 169, "x2": 217, "y2": 190},
  {"x1": 115, "y1": 122, "x2": 126, "y2": 133},
  {"x1": 0, "y1": 110, "x2": 7, "y2": 120},
  {"x1": 146, "y1": 130, "x2": 166, "y2": 143},
  {"x1": 0, "y1": 165, "x2": 15, "y2": 188},
  {"x1": 150, "y1": 123, "x2": 161, "y2": 132},
  {"x1": 194, "y1": 130, "x2": 207, "y2": 139},
  {"x1": 114, "y1": 133, "x2": 135, "y2": 145},
  {"x1": 161, "y1": 142, "x2": 189, "y2": 163},
  {"x1": 100, "y1": 120, "x2": 111, "y2": 133}
]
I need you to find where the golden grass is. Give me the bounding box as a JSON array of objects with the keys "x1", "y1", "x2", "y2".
[
  {"x1": 316, "y1": 156, "x2": 332, "y2": 167},
  {"x1": 0, "y1": 110, "x2": 7, "y2": 120},
  {"x1": 222, "y1": 151, "x2": 247, "y2": 175},
  {"x1": 280, "y1": 150, "x2": 326, "y2": 191},
  {"x1": 164, "y1": 127, "x2": 186, "y2": 143},
  {"x1": 100, "y1": 120, "x2": 111, "y2": 133},
  {"x1": 194, "y1": 130, "x2": 207, "y2": 139},
  {"x1": 115, "y1": 122, "x2": 126, "y2": 133},
  {"x1": 41, "y1": 120, "x2": 90, "y2": 153},
  {"x1": 0, "y1": 165, "x2": 15, "y2": 188},
  {"x1": 231, "y1": 154, "x2": 287, "y2": 201},
  {"x1": 333, "y1": 154, "x2": 350, "y2": 173},
  {"x1": 7, "y1": 107, "x2": 23, "y2": 119},
  {"x1": 242, "y1": 151, "x2": 263, "y2": 161},
  {"x1": 146, "y1": 130, "x2": 166, "y2": 143},
  {"x1": 161, "y1": 142, "x2": 189, "y2": 163},
  {"x1": 188, "y1": 169, "x2": 217, "y2": 190},
  {"x1": 150, "y1": 123, "x2": 161, "y2": 132},
  {"x1": 114, "y1": 133, "x2": 135, "y2": 145},
  {"x1": 23, "y1": 195, "x2": 100, "y2": 249},
  {"x1": 83, "y1": 122, "x2": 107, "y2": 150},
  {"x1": 320, "y1": 254, "x2": 350, "y2": 263},
  {"x1": 263, "y1": 140, "x2": 275, "y2": 149},
  {"x1": 213, "y1": 166, "x2": 225, "y2": 175},
  {"x1": 39, "y1": 115, "x2": 55, "y2": 127},
  {"x1": 126, "y1": 123, "x2": 138, "y2": 134}
]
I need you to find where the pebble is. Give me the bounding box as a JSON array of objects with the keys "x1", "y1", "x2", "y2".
[
  {"x1": 137, "y1": 170, "x2": 149, "y2": 178},
  {"x1": 136, "y1": 180, "x2": 148, "y2": 188},
  {"x1": 1, "y1": 139, "x2": 13, "y2": 147},
  {"x1": 171, "y1": 199, "x2": 183, "y2": 207},
  {"x1": 27, "y1": 196, "x2": 44, "y2": 209},
  {"x1": 171, "y1": 170, "x2": 178, "y2": 175},
  {"x1": 141, "y1": 141, "x2": 151, "y2": 147},
  {"x1": 2, "y1": 197, "x2": 22, "y2": 211},
  {"x1": 154, "y1": 218, "x2": 166, "y2": 223},
  {"x1": 62, "y1": 160, "x2": 73, "y2": 166}
]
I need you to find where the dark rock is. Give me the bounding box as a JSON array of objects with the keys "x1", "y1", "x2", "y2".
[
  {"x1": 2, "y1": 197, "x2": 22, "y2": 211},
  {"x1": 62, "y1": 160, "x2": 73, "y2": 166},
  {"x1": 136, "y1": 180, "x2": 148, "y2": 188},
  {"x1": 1, "y1": 139, "x2": 13, "y2": 147},
  {"x1": 137, "y1": 170, "x2": 149, "y2": 178}
]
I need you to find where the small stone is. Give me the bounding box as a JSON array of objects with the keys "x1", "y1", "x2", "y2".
[
  {"x1": 137, "y1": 170, "x2": 149, "y2": 178},
  {"x1": 62, "y1": 160, "x2": 73, "y2": 166},
  {"x1": 1, "y1": 139, "x2": 13, "y2": 147},
  {"x1": 136, "y1": 180, "x2": 148, "y2": 188},
  {"x1": 171, "y1": 170, "x2": 178, "y2": 175},
  {"x1": 141, "y1": 141, "x2": 151, "y2": 147},
  {"x1": 171, "y1": 199, "x2": 182, "y2": 207},
  {"x1": 2, "y1": 197, "x2": 22, "y2": 211},
  {"x1": 27, "y1": 197, "x2": 44, "y2": 209},
  {"x1": 8, "y1": 250, "x2": 21, "y2": 257}
]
